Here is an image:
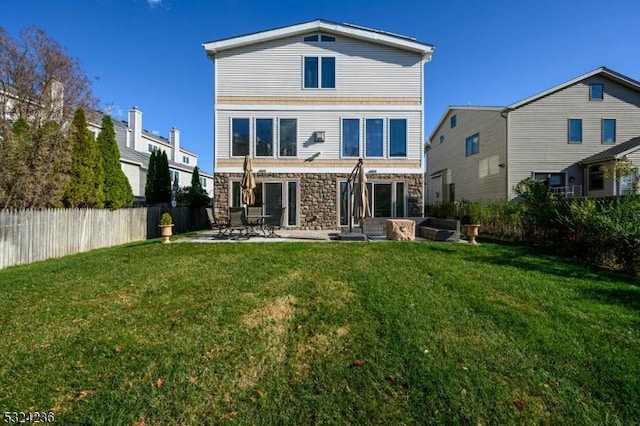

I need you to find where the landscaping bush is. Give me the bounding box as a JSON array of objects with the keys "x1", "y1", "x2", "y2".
[{"x1": 426, "y1": 185, "x2": 640, "y2": 276}]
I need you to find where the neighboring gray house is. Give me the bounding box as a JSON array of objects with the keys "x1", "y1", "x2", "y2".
[
  {"x1": 88, "y1": 107, "x2": 213, "y2": 203},
  {"x1": 427, "y1": 67, "x2": 640, "y2": 204},
  {"x1": 202, "y1": 19, "x2": 434, "y2": 229}
]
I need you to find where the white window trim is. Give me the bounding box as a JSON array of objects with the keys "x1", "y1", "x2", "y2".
[
  {"x1": 302, "y1": 56, "x2": 336, "y2": 90},
  {"x1": 278, "y1": 117, "x2": 298, "y2": 158},
  {"x1": 230, "y1": 117, "x2": 252, "y2": 157},
  {"x1": 365, "y1": 118, "x2": 385, "y2": 159},
  {"x1": 254, "y1": 117, "x2": 276, "y2": 158},
  {"x1": 340, "y1": 117, "x2": 361, "y2": 159},
  {"x1": 388, "y1": 118, "x2": 408, "y2": 158}
]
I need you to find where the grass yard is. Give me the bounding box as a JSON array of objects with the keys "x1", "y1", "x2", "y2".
[{"x1": 0, "y1": 238, "x2": 638, "y2": 425}]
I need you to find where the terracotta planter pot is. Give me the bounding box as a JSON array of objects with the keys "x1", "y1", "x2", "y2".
[
  {"x1": 159, "y1": 224, "x2": 174, "y2": 244},
  {"x1": 464, "y1": 224, "x2": 481, "y2": 245}
]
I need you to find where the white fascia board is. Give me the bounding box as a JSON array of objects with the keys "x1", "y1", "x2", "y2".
[
  {"x1": 215, "y1": 166, "x2": 423, "y2": 174},
  {"x1": 427, "y1": 106, "x2": 504, "y2": 142},
  {"x1": 203, "y1": 20, "x2": 434, "y2": 59},
  {"x1": 216, "y1": 104, "x2": 423, "y2": 112},
  {"x1": 507, "y1": 67, "x2": 640, "y2": 110}
]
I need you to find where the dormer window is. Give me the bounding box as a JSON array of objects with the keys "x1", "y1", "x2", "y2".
[{"x1": 303, "y1": 34, "x2": 336, "y2": 43}]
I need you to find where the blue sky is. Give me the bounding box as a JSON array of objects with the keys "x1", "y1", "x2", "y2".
[{"x1": 4, "y1": 0, "x2": 640, "y2": 174}]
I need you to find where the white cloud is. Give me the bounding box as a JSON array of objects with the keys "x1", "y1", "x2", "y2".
[{"x1": 147, "y1": 0, "x2": 162, "y2": 7}]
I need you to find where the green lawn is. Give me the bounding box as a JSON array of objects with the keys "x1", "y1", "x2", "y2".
[{"x1": 0, "y1": 239, "x2": 638, "y2": 425}]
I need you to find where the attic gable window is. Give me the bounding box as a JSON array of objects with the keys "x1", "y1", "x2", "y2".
[
  {"x1": 589, "y1": 83, "x2": 603, "y2": 101},
  {"x1": 303, "y1": 34, "x2": 336, "y2": 43}
]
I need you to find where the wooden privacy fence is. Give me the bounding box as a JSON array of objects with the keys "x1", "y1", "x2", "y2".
[{"x1": 0, "y1": 208, "x2": 147, "y2": 270}]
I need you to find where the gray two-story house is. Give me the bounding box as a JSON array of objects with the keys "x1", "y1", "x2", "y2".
[
  {"x1": 203, "y1": 19, "x2": 434, "y2": 229},
  {"x1": 427, "y1": 67, "x2": 640, "y2": 204}
]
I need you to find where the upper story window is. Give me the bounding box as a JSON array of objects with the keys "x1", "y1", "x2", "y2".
[
  {"x1": 170, "y1": 170, "x2": 179, "y2": 185},
  {"x1": 199, "y1": 177, "x2": 207, "y2": 188},
  {"x1": 365, "y1": 118, "x2": 383, "y2": 157},
  {"x1": 568, "y1": 118, "x2": 582, "y2": 144},
  {"x1": 182, "y1": 155, "x2": 190, "y2": 164},
  {"x1": 304, "y1": 56, "x2": 336, "y2": 89},
  {"x1": 255, "y1": 118, "x2": 274, "y2": 157},
  {"x1": 450, "y1": 115, "x2": 457, "y2": 128},
  {"x1": 303, "y1": 34, "x2": 336, "y2": 43},
  {"x1": 389, "y1": 119, "x2": 407, "y2": 157},
  {"x1": 602, "y1": 119, "x2": 616, "y2": 144},
  {"x1": 148, "y1": 144, "x2": 157, "y2": 153},
  {"x1": 279, "y1": 118, "x2": 297, "y2": 157},
  {"x1": 465, "y1": 133, "x2": 479, "y2": 157},
  {"x1": 342, "y1": 118, "x2": 360, "y2": 157},
  {"x1": 231, "y1": 118, "x2": 250, "y2": 157},
  {"x1": 590, "y1": 83, "x2": 604, "y2": 101}
]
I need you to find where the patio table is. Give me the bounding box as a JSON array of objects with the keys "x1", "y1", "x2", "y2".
[{"x1": 246, "y1": 215, "x2": 271, "y2": 237}]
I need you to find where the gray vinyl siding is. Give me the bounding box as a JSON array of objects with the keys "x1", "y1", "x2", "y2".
[
  {"x1": 508, "y1": 76, "x2": 640, "y2": 198},
  {"x1": 427, "y1": 109, "x2": 507, "y2": 203},
  {"x1": 121, "y1": 162, "x2": 143, "y2": 197},
  {"x1": 215, "y1": 34, "x2": 422, "y2": 98},
  {"x1": 217, "y1": 109, "x2": 422, "y2": 161}
]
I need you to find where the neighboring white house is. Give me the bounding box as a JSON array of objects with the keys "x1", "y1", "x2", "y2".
[
  {"x1": 427, "y1": 67, "x2": 640, "y2": 204},
  {"x1": 202, "y1": 19, "x2": 434, "y2": 229},
  {"x1": 88, "y1": 107, "x2": 213, "y2": 203}
]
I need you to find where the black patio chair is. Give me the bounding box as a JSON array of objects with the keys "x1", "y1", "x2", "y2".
[
  {"x1": 227, "y1": 207, "x2": 250, "y2": 239},
  {"x1": 264, "y1": 207, "x2": 284, "y2": 237},
  {"x1": 245, "y1": 206, "x2": 266, "y2": 236},
  {"x1": 206, "y1": 207, "x2": 229, "y2": 236}
]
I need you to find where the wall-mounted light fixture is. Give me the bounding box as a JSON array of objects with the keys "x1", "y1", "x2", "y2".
[
  {"x1": 314, "y1": 131, "x2": 325, "y2": 143},
  {"x1": 498, "y1": 163, "x2": 506, "y2": 168}
]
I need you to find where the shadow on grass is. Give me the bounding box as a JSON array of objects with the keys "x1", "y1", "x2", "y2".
[
  {"x1": 464, "y1": 237, "x2": 639, "y2": 286},
  {"x1": 578, "y1": 286, "x2": 640, "y2": 313}
]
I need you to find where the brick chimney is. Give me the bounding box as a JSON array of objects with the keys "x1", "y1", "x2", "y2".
[
  {"x1": 128, "y1": 106, "x2": 143, "y2": 152},
  {"x1": 170, "y1": 127, "x2": 180, "y2": 162}
]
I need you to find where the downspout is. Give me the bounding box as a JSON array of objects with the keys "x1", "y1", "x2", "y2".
[{"x1": 500, "y1": 108, "x2": 510, "y2": 199}]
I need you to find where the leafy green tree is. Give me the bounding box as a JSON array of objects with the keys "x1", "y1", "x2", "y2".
[
  {"x1": 0, "y1": 27, "x2": 96, "y2": 209},
  {"x1": 96, "y1": 115, "x2": 133, "y2": 208},
  {"x1": 63, "y1": 108, "x2": 104, "y2": 207}
]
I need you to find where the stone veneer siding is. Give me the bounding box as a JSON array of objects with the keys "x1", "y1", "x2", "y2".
[{"x1": 213, "y1": 173, "x2": 423, "y2": 230}]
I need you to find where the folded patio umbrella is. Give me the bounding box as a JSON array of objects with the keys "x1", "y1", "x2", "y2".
[
  {"x1": 352, "y1": 159, "x2": 371, "y2": 222},
  {"x1": 241, "y1": 155, "x2": 256, "y2": 206}
]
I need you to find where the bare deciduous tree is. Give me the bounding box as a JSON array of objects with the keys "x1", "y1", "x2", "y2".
[{"x1": 0, "y1": 26, "x2": 98, "y2": 209}]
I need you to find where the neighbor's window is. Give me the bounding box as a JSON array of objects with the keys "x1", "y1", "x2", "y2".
[
  {"x1": 465, "y1": 133, "x2": 479, "y2": 156},
  {"x1": 389, "y1": 119, "x2": 407, "y2": 157},
  {"x1": 279, "y1": 118, "x2": 297, "y2": 157},
  {"x1": 255, "y1": 118, "x2": 274, "y2": 156},
  {"x1": 182, "y1": 155, "x2": 189, "y2": 164},
  {"x1": 602, "y1": 119, "x2": 616, "y2": 144},
  {"x1": 365, "y1": 118, "x2": 383, "y2": 157},
  {"x1": 232, "y1": 118, "x2": 250, "y2": 156},
  {"x1": 200, "y1": 177, "x2": 207, "y2": 188},
  {"x1": 450, "y1": 115, "x2": 457, "y2": 128},
  {"x1": 590, "y1": 83, "x2": 603, "y2": 101},
  {"x1": 589, "y1": 166, "x2": 604, "y2": 191},
  {"x1": 568, "y1": 119, "x2": 582, "y2": 144},
  {"x1": 342, "y1": 118, "x2": 360, "y2": 157},
  {"x1": 303, "y1": 56, "x2": 335, "y2": 89}
]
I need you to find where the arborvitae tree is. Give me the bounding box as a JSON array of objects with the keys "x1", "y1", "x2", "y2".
[
  {"x1": 96, "y1": 115, "x2": 133, "y2": 208},
  {"x1": 63, "y1": 108, "x2": 104, "y2": 208},
  {"x1": 156, "y1": 150, "x2": 172, "y2": 204},
  {"x1": 145, "y1": 150, "x2": 157, "y2": 204},
  {"x1": 187, "y1": 166, "x2": 210, "y2": 207}
]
